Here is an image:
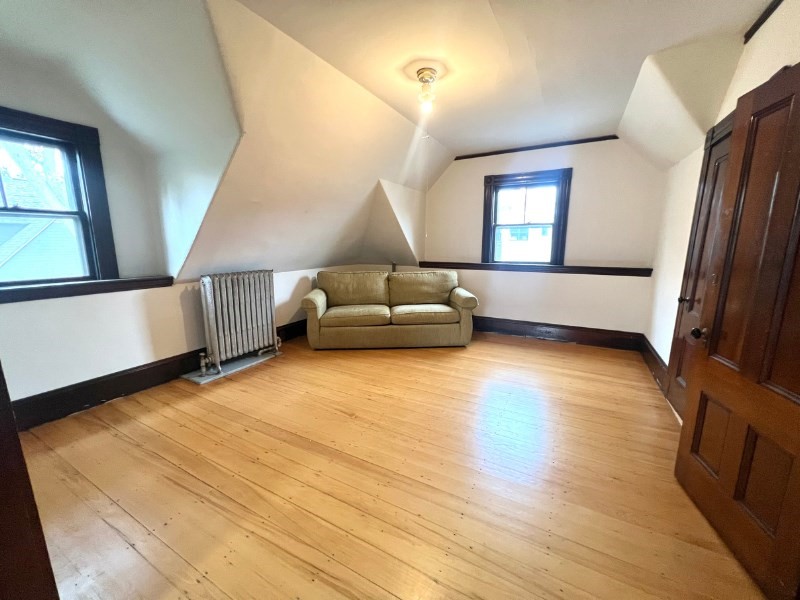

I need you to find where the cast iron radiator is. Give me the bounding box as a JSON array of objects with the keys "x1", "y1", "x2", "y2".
[{"x1": 184, "y1": 269, "x2": 280, "y2": 383}]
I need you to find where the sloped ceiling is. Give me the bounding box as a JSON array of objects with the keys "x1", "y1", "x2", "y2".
[
  {"x1": 0, "y1": 0, "x2": 775, "y2": 283},
  {"x1": 177, "y1": 0, "x2": 452, "y2": 279},
  {"x1": 0, "y1": 0, "x2": 240, "y2": 276},
  {"x1": 618, "y1": 35, "x2": 743, "y2": 167},
  {"x1": 238, "y1": 0, "x2": 769, "y2": 156}
]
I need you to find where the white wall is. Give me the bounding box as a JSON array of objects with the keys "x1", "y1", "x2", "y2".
[
  {"x1": 646, "y1": 147, "x2": 704, "y2": 359},
  {"x1": 717, "y1": 0, "x2": 800, "y2": 118},
  {"x1": 401, "y1": 267, "x2": 652, "y2": 333},
  {"x1": 177, "y1": 0, "x2": 453, "y2": 279},
  {"x1": 423, "y1": 138, "x2": 664, "y2": 333},
  {"x1": 1, "y1": 264, "x2": 387, "y2": 400},
  {"x1": 645, "y1": 0, "x2": 800, "y2": 362},
  {"x1": 1, "y1": 284, "x2": 204, "y2": 400},
  {"x1": 426, "y1": 138, "x2": 664, "y2": 266}
]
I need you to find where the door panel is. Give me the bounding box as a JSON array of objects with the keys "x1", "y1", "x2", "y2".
[
  {"x1": 713, "y1": 101, "x2": 793, "y2": 368},
  {"x1": 767, "y1": 243, "x2": 800, "y2": 398},
  {"x1": 676, "y1": 62, "x2": 800, "y2": 600},
  {"x1": 736, "y1": 429, "x2": 794, "y2": 535},
  {"x1": 692, "y1": 393, "x2": 731, "y2": 476},
  {"x1": 666, "y1": 117, "x2": 732, "y2": 417}
]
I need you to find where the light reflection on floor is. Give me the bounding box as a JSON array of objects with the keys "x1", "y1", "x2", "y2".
[{"x1": 475, "y1": 376, "x2": 551, "y2": 484}]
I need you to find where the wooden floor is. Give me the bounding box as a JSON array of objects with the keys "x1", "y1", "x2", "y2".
[{"x1": 21, "y1": 333, "x2": 763, "y2": 599}]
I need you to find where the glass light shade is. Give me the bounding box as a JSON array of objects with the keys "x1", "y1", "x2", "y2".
[{"x1": 418, "y1": 82, "x2": 435, "y2": 103}]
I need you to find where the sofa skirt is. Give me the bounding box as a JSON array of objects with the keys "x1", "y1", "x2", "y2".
[{"x1": 312, "y1": 321, "x2": 471, "y2": 349}]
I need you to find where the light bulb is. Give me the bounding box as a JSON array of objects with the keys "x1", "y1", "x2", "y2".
[{"x1": 415, "y1": 67, "x2": 438, "y2": 114}]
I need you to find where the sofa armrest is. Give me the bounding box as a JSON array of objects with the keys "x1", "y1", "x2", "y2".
[
  {"x1": 449, "y1": 287, "x2": 478, "y2": 310},
  {"x1": 301, "y1": 289, "x2": 327, "y2": 349},
  {"x1": 301, "y1": 288, "x2": 327, "y2": 319}
]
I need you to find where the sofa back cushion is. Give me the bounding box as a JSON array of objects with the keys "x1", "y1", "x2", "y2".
[
  {"x1": 317, "y1": 271, "x2": 389, "y2": 307},
  {"x1": 389, "y1": 271, "x2": 458, "y2": 306}
]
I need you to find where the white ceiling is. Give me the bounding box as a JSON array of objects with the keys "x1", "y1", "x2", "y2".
[{"x1": 238, "y1": 0, "x2": 769, "y2": 155}]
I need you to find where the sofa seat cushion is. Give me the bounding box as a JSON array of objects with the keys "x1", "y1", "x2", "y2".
[
  {"x1": 391, "y1": 304, "x2": 460, "y2": 325},
  {"x1": 320, "y1": 305, "x2": 390, "y2": 327}
]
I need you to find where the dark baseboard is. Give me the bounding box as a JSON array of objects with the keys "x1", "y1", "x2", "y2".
[
  {"x1": 277, "y1": 319, "x2": 307, "y2": 343},
  {"x1": 640, "y1": 336, "x2": 669, "y2": 397},
  {"x1": 473, "y1": 316, "x2": 671, "y2": 399},
  {"x1": 12, "y1": 350, "x2": 202, "y2": 431},
  {"x1": 12, "y1": 317, "x2": 671, "y2": 430},
  {"x1": 473, "y1": 315, "x2": 642, "y2": 351},
  {"x1": 12, "y1": 321, "x2": 309, "y2": 431}
]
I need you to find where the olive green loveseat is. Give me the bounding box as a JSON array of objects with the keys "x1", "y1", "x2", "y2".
[{"x1": 301, "y1": 270, "x2": 479, "y2": 349}]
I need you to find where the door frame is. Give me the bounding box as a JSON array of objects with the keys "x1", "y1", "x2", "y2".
[{"x1": 0, "y1": 361, "x2": 60, "y2": 599}]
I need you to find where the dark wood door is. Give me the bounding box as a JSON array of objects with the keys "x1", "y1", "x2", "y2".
[
  {"x1": 666, "y1": 115, "x2": 733, "y2": 418},
  {"x1": 0, "y1": 361, "x2": 59, "y2": 600},
  {"x1": 675, "y1": 63, "x2": 800, "y2": 600}
]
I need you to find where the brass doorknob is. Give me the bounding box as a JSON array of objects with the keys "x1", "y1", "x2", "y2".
[{"x1": 690, "y1": 327, "x2": 708, "y2": 340}]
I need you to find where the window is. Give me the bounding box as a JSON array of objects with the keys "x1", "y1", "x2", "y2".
[
  {"x1": 482, "y1": 168, "x2": 572, "y2": 264},
  {"x1": 0, "y1": 106, "x2": 117, "y2": 286}
]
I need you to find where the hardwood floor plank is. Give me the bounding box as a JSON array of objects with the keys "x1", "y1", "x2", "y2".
[
  {"x1": 23, "y1": 335, "x2": 763, "y2": 599},
  {"x1": 125, "y1": 388, "x2": 733, "y2": 599},
  {"x1": 33, "y1": 414, "x2": 395, "y2": 600},
  {"x1": 167, "y1": 373, "x2": 752, "y2": 597},
  {"x1": 21, "y1": 432, "x2": 221, "y2": 600},
  {"x1": 180, "y1": 374, "x2": 708, "y2": 540},
  {"x1": 96, "y1": 397, "x2": 575, "y2": 600}
]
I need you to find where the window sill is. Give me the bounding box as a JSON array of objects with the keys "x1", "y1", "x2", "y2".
[
  {"x1": 419, "y1": 261, "x2": 652, "y2": 277},
  {"x1": 0, "y1": 276, "x2": 174, "y2": 304}
]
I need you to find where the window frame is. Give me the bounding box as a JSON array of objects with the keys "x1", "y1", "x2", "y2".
[
  {"x1": 482, "y1": 168, "x2": 572, "y2": 265},
  {"x1": 0, "y1": 105, "x2": 118, "y2": 287}
]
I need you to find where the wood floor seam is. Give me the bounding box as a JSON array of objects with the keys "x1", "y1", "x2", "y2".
[
  {"x1": 23, "y1": 335, "x2": 763, "y2": 599},
  {"x1": 93, "y1": 402, "x2": 462, "y2": 600}
]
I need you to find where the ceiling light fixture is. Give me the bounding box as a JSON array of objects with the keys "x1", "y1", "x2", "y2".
[{"x1": 417, "y1": 67, "x2": 438, "y2": 113}]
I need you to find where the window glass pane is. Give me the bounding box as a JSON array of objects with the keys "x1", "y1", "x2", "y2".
[
  {"x1": 0, "y1": 136, "x2": 76, "y2": 211},
  {"x1": 494, "y1": 225, "x2": 552, "y2": 263},
  {"x1": 0, "y1": 213, "x2": 89, "y2": 283},
  {"x1": 524, "y1": 185, "x2": 557, "y2": 223},
  {"x1": 495, "y1": 187, "x2": 525, "y2": 224}
]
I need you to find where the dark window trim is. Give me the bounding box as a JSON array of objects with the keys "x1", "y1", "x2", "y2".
[
  {"x1": 0, "y1": 276, "x2": 173, "y2": 304},
  {"x1": 419, "y1": 261, "x2": 652, "y2": 277},
  {"x1": 0, "y1": 104, "x2": 118, "y2": 287},
  {"x1": 482, "y1": 168, "x2": 572, "y2": 265}
]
